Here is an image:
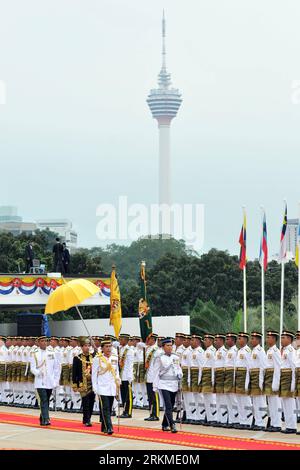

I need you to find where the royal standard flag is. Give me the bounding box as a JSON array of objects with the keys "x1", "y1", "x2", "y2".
[
  {"x1": 109, "y1": 265, "x2": 122, "y2": 338},
  {"x1": 138, "y1": 261, "x2": 152, "y2": 342}
]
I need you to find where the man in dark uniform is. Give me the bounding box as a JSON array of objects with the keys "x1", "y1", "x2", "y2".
[
  {"x1": 62, "y1": 243, "x2": 71, "y2": 274},
  {"x1": 25, "y1": 242, "x2": 34, "y2": 273},
  {"x1": 52, "y1": 237, "x2": 65, "y2": 274},
  {"x1": 72, "y1": 337, "x2": 95, "y2": 426}
]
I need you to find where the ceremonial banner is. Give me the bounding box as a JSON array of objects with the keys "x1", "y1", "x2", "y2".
[
  {"x1": 109, "y1": 266, "x2": 122, "y2": 338},
  {"x1": 138, "y1": 262, "x2": 152, "y2": 342}
]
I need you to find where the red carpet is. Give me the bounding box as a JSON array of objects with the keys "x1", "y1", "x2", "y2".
[{"x1": 0, "y1": 411, "x2": 300, "y2": 450}]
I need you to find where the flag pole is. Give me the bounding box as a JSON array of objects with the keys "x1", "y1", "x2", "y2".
[
  {"x1": 260, "y1": 206, "x2": 265, "y2": 346},
  {"x1": 243, "y1": 266, "x2": 247, "y2": 332},
  {"x1": 242, "y1": 206, "x2": 247, "y2": 332},
  {"x1": 279, "y1": 200, "x2": 287, "y2": 336},
  {"x1": 298, "y1": 202, "x2": 300, "y2": 330},
  {"x1": 279, "y1": 262, "x2": 285, "y2": 335}
]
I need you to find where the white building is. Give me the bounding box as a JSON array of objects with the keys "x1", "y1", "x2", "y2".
[
  {"x1": 0, "y1": 206, "x2": 36, "y2": 235},
  {"x1": 147, "y1": 12, "x2": 182, "y2": 207},
  {"x1": 36, "y1": 219, "x2": 78, "y2": 252}
]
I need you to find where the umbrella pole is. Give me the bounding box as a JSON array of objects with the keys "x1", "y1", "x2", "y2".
[{"x1": 74, "y1": 305, "x2": 95, "y2": 346}]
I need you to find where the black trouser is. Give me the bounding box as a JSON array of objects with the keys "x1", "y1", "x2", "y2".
[
  {"x1": 120, "y1": 381, "x2": 133, "y2": 416},
  {"x1": 146, "y1": 382, "x2": 160, "y2": 418},
  {"x1": 99, "y1": 395, "x2": 114, "y2": 432},
  {"x1": 25, "y1": 259, "x2": 33, "y2": 273},
  {"x1": 37, "y1": 388, "x2": 52, "y2": 424},
  {"x1": 53, "y1": 259, "x2": 65, "y2": 274},
  {"x1": 161, "y1": 389, "x2": 177, "y2": 427},
  {"x1": 82, "y1": 392, "x2": 95, "y2": 424}
]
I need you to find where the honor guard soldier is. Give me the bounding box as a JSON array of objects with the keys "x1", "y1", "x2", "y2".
[
  {"x1": 201, "y1": 334, "x2": 217, "y2": 425},
  {"x1": 5, "y1": 337, "x2": 14, "y2": 404},
  {"x1": 235, "y1": 332, "x2": 252, "y2": 429},
  {"x1": 92, "y1": 339, "x2": 120, "y2": 435},
  {"x1": 187, "y1": 334, "x2": 204, "y2": 424},
  {"x1": 295, "y1": 331, "x2": 300, "y2": 423},
  {"x1": 0, "y1": 336, "x2": 7, "y2": 403},
  {"x1": 264, "y1": 330, "x2": 281, "y2": 432},
  {"x1": 279, "y1": 330, "x2": 297, "y2": 434},
  {"x1": 224, "y1": 333, "x2": 239, "y2": 428},
  {"x1": 249, "y1": 332, "x2": 268, "y2": 430},
  {"x1": 30, "y1": 336, "x2": 61, "y2": 426},
  {"x1": 180, "y1": 335, "x2": 192, "y2": 423},
  {"x1": 144, "y1": 333, "x2": 160, "y2": 421},
  {"x1": 153, "y1": 337, "x2": 183, "y2": 433},
  {"x1": 172, "y1": 333, "x2": 185, "y2": 360},
  {"x1": 118, "y1": 333, "x2": 134, "y2": 418},
  {"x1": 72, "y1": 337, "x2": 95, "y2": 426},
  {"x1": 70, "y1": 336, "x2": 82, "y2": 411},
  {"x1": 131, "y1": 336, "x2": 141, "y2": 408},
  {"x1": 214, "y1": 334, "x2": 228, "y2": 427}
]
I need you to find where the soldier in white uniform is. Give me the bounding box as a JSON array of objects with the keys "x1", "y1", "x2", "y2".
[
  {"x1": 26, "y1": 337, "x2": 38, "y2": 407},
  {"x1": 0, "y1": 336, "x2": 7, "y2": 403},
  {"x1": 131, "y1": 336, "x2": 141, "y2": 408},
  {"x1": 249, "y1": 332, "x2": 268, "y2": 430},
  {"x1": 30, "y1": 336, "x2": 61, "y2": 425},
  {"x1": 234, "y1": 332, "x2": 253, "y2": 429},
  {"x1": 200, "y1": 334, "x2": 217, "y2": 425},
  {"x1": 5, "y1": 337, "x2": 14, "y2": 404},
  {"x1": 92, "y1": 339, "x2": 120, "y2": 435},
  {"x1": 264, "y1": 330, "x2": 282, "y2": 432},
  {"x1": 172, "y1": 333, "x2": 185, "y2": 360},
  {"x1": 224, "y1": 333, "x2": 239, "y2": 428},
  {"x1": 187, "y1": 334, "x2": 205, "y2": 424},
  {"x1": 144, "y1": 333, "x2": 160, "y2": 421},
  {"x1": 118, "y1": 333, "x2": 134, "y2": 418},
  {"x1": 295, "y1": 331, "x2": 300, "y2": 424},
  {"x1": 153, "y1": 337, "x2": 183, "y2": 433},
  {"x1": 279, "y1": 330, "x2": 297, "y2": 434},
  {"x1": 214, "y1": 334, "x2": 228, "y2": 427}
]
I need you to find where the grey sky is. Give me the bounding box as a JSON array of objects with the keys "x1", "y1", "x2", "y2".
[{"x1": 0, "y1": 0, "x2": 300, "y2": 258}]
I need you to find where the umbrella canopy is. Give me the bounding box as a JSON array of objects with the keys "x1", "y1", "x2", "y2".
[{"x1": 45, "y1": 278, "x2": 100, "y2": 314}]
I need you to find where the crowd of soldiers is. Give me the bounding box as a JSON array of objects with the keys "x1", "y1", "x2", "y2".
[{"x1": 0, "y1": 329, "x2": 300, "y2": 434}]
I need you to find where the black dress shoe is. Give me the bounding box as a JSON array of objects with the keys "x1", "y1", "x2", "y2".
[
  {"x1": 251, "y1": 425, "x2": 265, "y2": 431},
  {"x1": 162, "y1": 426, "x2": 170, "y2": 431},
  {"x1": 270, "y1": 427, "x2": 281, "y2": 432},
  {"x1": 144, "y1": 416, "x2": 159, "y2": 421},
  {"x1": 107, "y1": 429, "x2": 114, "y2": 435},
  {"x1": 281, "y1": 428, "x2": 297, "y2": 434},
  {"x1": 85, "y1": 422, "x2": 92, "y2": 427},
  {"x1": 119, "y1": 414, "x2": 132, "y2": 418},
  {"x1": 171, "y1": 425, "x2": 178, "y2": 433}
]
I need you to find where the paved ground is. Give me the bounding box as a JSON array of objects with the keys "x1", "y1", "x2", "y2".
[{"x1": 0, "y1": 406, "x2": 299, "y2": 450}]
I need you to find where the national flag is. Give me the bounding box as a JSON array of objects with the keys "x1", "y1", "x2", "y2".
[
  {"x1": 259, "y1": 211, "x2": 268, "y2": 271},
  {"x1": 279, "y1": 203, "x2": 288, "y2": 263},
  {"x1": 109, "y1": 266, "x2": 122, "y2": 338},
  {"x1": 138, "y1": 261, "x2": 152, "y2": 342},
  {"x1": 239, "y1": 211, "x2": 247, "y2": 270}
]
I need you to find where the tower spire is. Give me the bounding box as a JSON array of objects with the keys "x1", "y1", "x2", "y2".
[
  {"x1": 158, "y1": 10, "x2": 171, "y2": 89},
  {"x1": 162, "y1": 9, "x2": 166, "y2": 71}
]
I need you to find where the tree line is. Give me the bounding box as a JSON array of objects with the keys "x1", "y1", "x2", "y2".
[{"x1": 0, "y1": 230, "x2": 298, "y2": 332}]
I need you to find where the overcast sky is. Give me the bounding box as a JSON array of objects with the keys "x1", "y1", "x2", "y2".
[{"x1": 0, "y1": 0, "x2": 300, "y2": 258}]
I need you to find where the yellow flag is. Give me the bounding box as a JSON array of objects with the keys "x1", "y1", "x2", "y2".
[
  {"x1": 109, "y1": 267, "x2": 122, "y2": 338},
  {"x1": 296, "y1": 245, "x2": 299, "y2": 267}
]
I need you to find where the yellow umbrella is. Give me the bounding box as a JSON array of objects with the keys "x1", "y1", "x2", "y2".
[
  {"x1": 45, "y1": 278, "x2": 100, "y2": 338},
  {"x1": 45, "y1": 278, "x2": 100, "y2": 314}
]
